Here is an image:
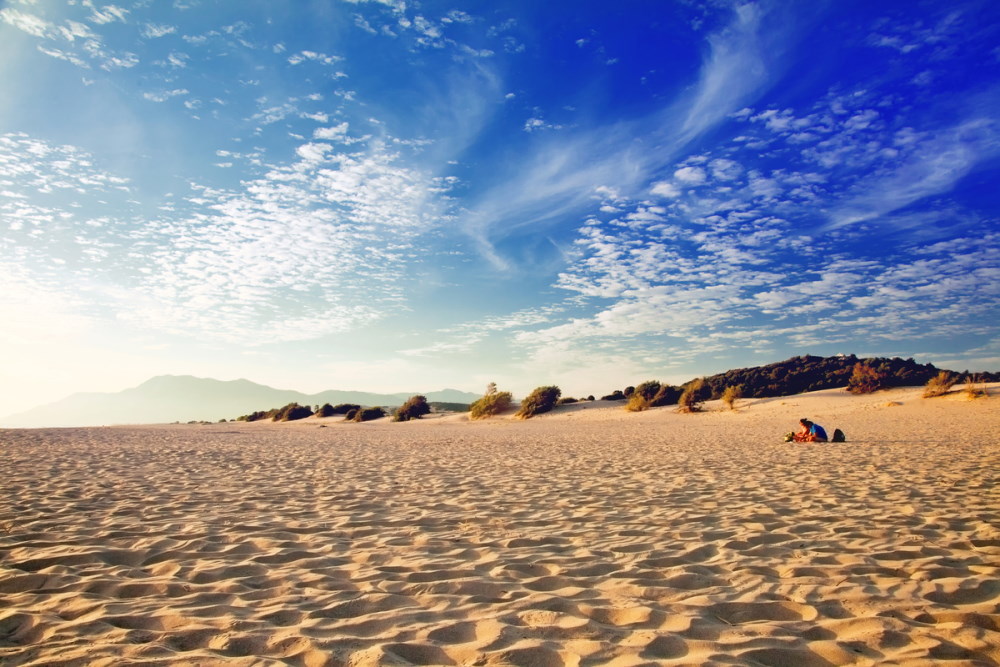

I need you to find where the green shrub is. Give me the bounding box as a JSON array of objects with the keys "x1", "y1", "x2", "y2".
[
  {"x1": 650, "y1": 384, "x2": 682, "y2": 406},
  {"x1": 394, "y1": 395, "x2": 430, "y2": 422},
  {"x1": 624, "y1": 382, "x2": 682, "y2": 411},
  {"x1": 678, "y1": 378, "x2": 705, "y2": 413},
  {"x1": 344, "y1": 408, "x2": 358, "y2": 421},
  {"x1": 238, "y1": 410, "x2": 270, "y2": 422},
  {"x1": 923, "y1": 371, "x2": 956, "y2": 398},
  {"x1": 601, "y1": 390, "x2": 626, "y2": 401},
  {"x1": 516, "y1": 385, "x2": 562, "y2": 419},
  {"x1": 634, "y1": 381, "x2": 660, "y2": 401},
  {"x1": 469, "y1": 385, "x2": 513, "y2": 420},
  {"x1": 557, "y1": 397, "x2": 578, "y2": 405},
  {"x1": 847, "y1": 362, "x2": 884, "y2": 394},
  {"x1": 353, "y1": 406, "x2": 386, "y2": 422},
  {"x1": 274, "y1": 403, "x2": 313, "y2": 421}
]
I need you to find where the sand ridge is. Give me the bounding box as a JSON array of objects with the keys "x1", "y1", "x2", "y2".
[{"x1": 1, "y1": 386, "x2": 998, "y2": 665}]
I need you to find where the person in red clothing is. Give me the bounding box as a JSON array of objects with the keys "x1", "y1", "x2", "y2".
[{"x1": 793, "y1": 418, "x2": 828, "y2": 442}]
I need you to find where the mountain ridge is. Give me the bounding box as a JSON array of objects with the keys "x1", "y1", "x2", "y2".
[{"x1": 0, "y1": 376, "x2": 481, "y2": 428}]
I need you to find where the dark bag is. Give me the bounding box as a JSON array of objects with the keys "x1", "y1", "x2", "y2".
[{"x1": 832, "y1": 428, "x2": 846, "y2": 442}]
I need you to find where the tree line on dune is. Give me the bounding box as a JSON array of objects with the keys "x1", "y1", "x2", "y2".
[{"x1": 230, "y1": 355, "x2": 995, "y2": 423}]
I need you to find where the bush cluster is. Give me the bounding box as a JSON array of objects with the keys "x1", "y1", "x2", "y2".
[
  {"x1": 394, "y1": 395, "x2": 430, "y2": 422},
  {"x1": 469, "y1": 384, "x2": 513, "y2": 420},
  {"x1": 237, "y1": 402, "x2": 314, "y2": 422},
  {"x1": 350, "y1": 406, "x2": 386, "y2": 422},
  {"x1": 677, "y1": 378, "x2": 706, "y2": 413},
  {"x1": 693, "y1": 354, "x2": 986, "y2": 399},
  {"x1": 847, "y1": 363, "x2": 885, "y2": 394},
  {"x1": 516, "y1": 385, "x2": 561, "y2": 419},
  {"x1": 317, "y1": 403, "x2": 360, "y2": 417},
  {"x1": 624, "y1": 380, "x2": 684, "y2": 412}
]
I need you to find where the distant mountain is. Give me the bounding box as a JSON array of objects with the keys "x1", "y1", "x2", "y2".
[{"x1": 0, "y1": 376, "x2": 481, "y2": 428}]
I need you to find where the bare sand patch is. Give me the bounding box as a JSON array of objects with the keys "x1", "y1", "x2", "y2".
[{"x1": 1, "y1": 386, "x2": 998, "y2": 665}]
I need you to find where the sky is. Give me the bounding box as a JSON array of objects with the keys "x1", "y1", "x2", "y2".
[{"x1": 2, "y1": 0, "x2": 999, "y2": 417}]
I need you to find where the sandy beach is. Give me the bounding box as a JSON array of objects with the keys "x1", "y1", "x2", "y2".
[{"x1": 1, "y1": 385, "x2": 998, "y2": 666}]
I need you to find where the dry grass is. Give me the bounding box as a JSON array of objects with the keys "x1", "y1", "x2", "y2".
[
  {"x1": 964, "y1": 375, "x2": 988, "y2": 400},
  {"x1": 923, "y1": 371, "x2": 957, "y2": 398},
  {"x1": 721, "y1": 385, "x2": 742, "y2": 411},
  {"x1": 625, "y1": 394, "x2": 649, "y2": 412}
]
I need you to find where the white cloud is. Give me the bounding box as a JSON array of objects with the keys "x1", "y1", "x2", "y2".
[
  {"x1": 678, "y1": 3, "x2": 771, "y2": 143},
  {"x1": 826, "y1": 119, "x2": 1000, "y2": 229},
  {"x1": 650, "y1": 181, "x2": 681, "y2": 198},
  {"x1": 301, "y1": 111, "x2": 329, "y2": 123},
  {"x1": 0, "y1": 8, "x2": 50, "y2": 37},
  {"x1": 142, "y1": 23, "x2": 176, "y2": 38},
  {"x1": 314, "y1": 122, "x2": 350, "y2": 140},
  {"x1": 709, "y1": 158, "x2": 743, "y2": 181},
  {"x1": 287, "y1": 50, "x2": 342, "y2": 66},
  {"x1": 523, "y1": 117, "x2": 564, "y2": 132},
  {"x1": 674, "y1": 166, "x2": 706, "y2": 184},
  {"x1": 86, "y1": 3, "x2": 129, "y2": 25},
  {"x1": 295, "y1": 142, "x2": 331, "y2": 163},
  {"x1": 37, "y1": 45, "x2": 90, "y2": 68},
  {"x1": 0, "y1": 131, "x2": 453, "y2": 347},
  {"x1": 143, "y1": 89, "x2": 189, "y2": 102}
]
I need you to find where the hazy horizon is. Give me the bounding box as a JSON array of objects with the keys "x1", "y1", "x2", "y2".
[{"x1": 2, "y1": 1, "x2": 998, "y2": 416}]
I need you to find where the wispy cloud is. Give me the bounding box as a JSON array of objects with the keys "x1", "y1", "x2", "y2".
[
  {"x1": 143, "y1": 88, "x2": 189, "y2": 103},
  {"x1": 459, "y1": 2, "x2": 782, "y2": 270},
  {"x1": 0, "y1": 130, "x2": 454, "y2": 346},
  {"x1": 825, "y1": 119, "x2": 1000, "y2": 230},
  {"x1": 677, "y1": 3, "x2": 771, "y2": 144}
]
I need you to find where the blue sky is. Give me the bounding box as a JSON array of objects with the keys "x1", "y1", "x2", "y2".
[{"x1": 1, "y1": 0, "x2": 999, "y2": 416}]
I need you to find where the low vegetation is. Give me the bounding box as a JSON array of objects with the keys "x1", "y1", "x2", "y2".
[
  {"x1": 352, "y1": 406, "x2": 386, "y2": 422},
  {"x1": 964, "y1": 375, "x2": 988, "y2": 400},
  {"x1": 721, "y1": 385, "x2": 742, "y2": 410},
  {"x1": 394, "y1": 395, "x2": 430, "y2": 422},
  {"x1": 923, "y1": 371, "x2": 957, "y2": 398},
  {"x1": 229, "y1": 355, "x2": 994, "y2": 426},
  {"x1": 317, "y1": 403, "x2": 361, "y2": 417},
  {"x1": 470, "y1": 383, "x2": 513, "y2": 420},
  {"x1": 624, "y1": 380, "x2": 684, "y2": 412},
  {"x1": 847, "y1": 362, "x2": 885, "y2": 394},
  {"x1": 237, "y1": 402, "x2": 313, "y2": 422},
  {"x1": 694, "y1": 354, "x2": 995, "y2": 399},
  {"x1": 516, "y1": 385, "x2": 561, "y2": 419},
  {"x1": 677, "y1": 378, "x2": 706, "y2": 413}
]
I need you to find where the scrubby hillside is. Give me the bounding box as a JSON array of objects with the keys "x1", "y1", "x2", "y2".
[{"x1": 698, "y1": 355, "x2": 998, "y2": 400}]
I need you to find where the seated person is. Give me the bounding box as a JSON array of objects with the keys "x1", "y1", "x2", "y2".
[{"x1": 793, "y1": 418, "x2": 828, "y2": 442}]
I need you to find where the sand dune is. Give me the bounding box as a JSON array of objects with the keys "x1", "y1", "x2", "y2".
[{"x1": 1, "y1": 386, "x2": 998, "y2": 665}]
